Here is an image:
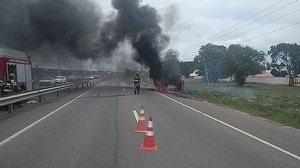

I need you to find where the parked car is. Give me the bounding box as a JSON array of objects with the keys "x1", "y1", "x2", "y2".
[
  {"x1": 83, "y1": 75, "x2": 94, "y2": 80},
  {"x1": 39, "y1": 77, "x2": 55, "y2": 86},
  {"x1": 54, "y1": 76, "x2": 67, "y2": 84},
  {"x1": 75, "y1": 75, "x2": 83, "y2": 82},
  {"x1": 67, "y1": 75, "x2": 76, "y2": 83},
  {"x1": 67, "y1": 75, "x2": 83, "y2": 83},
  {"x1": 93, "y1": 75, "x2": 101, "y2": 79}
]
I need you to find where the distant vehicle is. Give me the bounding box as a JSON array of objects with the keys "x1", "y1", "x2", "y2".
[
  {"x1": 67, "y1": 75, "x2": 76, "y2": 83},
  {"x1": 83, "y1": 75, "x2": 94, "y2": 80},
  {"x1": 38, "y1": 77, "x2": 55, "y2": 86},
  {"x1": 75, "y1": 75, "x2": 83, "y2": 82},
  {"x1": 54, "y1": 76, "x2": 67, "y2": 84},
  {"x1": 93, "y1": 75, "x2": 101, "y2": 79},
  {"x1": 67, "y1": 75, "x2": 83, "y2": 83}
]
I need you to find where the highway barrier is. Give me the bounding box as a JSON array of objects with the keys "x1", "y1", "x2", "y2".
[{"x1": 0, "y1": 79, "x2": 102, "y2": 113}]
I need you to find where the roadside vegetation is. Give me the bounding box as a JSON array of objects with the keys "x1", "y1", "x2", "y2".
[
  {"x1": 180, "y1": 43, "x2": 300, "y2": 86},
  {"x1": 185, "y1": 79, "x2": 300, "y2": 129}
]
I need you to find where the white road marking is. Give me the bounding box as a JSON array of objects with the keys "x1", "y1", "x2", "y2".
[
  {"x1": 133, "y1": 110, "x2": 139, "y2": 122},
  {"x1": 0, "y1": 86, "x2": 97, "y2": 148},
  {"x1": 157, "y1": 92, "x2": 300, "y2": 161}
]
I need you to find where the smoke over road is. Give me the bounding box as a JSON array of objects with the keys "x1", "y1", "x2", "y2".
[
  {"x1": 0, "y1": 0, "x2": 103, "y2": 58},
  {"x1": 101, "y1": 0, "x2": 170, "y2": 79},
  {"x1": 0, "y1": 0, "x2": 170, "y2": 79},
  {"x1": 161, "y1": 49, "x2": 183, "y2": 90}
]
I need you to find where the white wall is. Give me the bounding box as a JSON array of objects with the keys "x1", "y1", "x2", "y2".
[{"x1": 246, "y1": 77, "x2": 289, "y2": 85}]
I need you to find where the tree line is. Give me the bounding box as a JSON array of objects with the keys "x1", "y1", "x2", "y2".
[{"x1": 179, "y1": 43, "x2": 300, "y2": 86}]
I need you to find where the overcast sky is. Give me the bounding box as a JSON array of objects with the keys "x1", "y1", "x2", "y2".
[{"x1": 97, "y1": 0, "x2": 300, "y2": 61}]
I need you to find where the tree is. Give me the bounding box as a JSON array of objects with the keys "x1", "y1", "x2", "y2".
[
  {"x1": 194, "y1": 43, "x2": 227, "y2": 83},
  {"x1": 223, "y1": 44, "x2": 265, "y2": 86},
  {"x1": 179, "y1": 61, "x2": 198, "y2": 78},
  {"x1": 268, "y1": 43, "x2": 300, "y2": 85},
  {"x1": 270, "y1": 69, "x2": 288, "y2": 77}
]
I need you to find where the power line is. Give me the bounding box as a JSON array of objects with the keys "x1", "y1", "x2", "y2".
[
  {"x1": 179, "y1": 0, "x2": 286, "y2": 53},
  {"x1": 214, "y1": 0, "x2": 299, "y2": 41},
  {"x1": 223, "y1": 8, "x2": 300, "y2": 41},
  {"x1": 180, "y1": 1, "x2": 300, "y2": 58},
  {"x1": 180, "y1": 20, "x2": 300, "y2": 57},
  {"x1": 240, "y1": 21, "x2": 300, "y2": 43},
  {"x1": 204, "y1": 0, "x2": 286, "y2": 41}
]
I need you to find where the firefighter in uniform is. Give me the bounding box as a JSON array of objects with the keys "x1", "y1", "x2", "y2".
[
  {"x1": 133, "y1": 74, "x2": 141, "y2": 94},
  {"x1": 2, "y1": 81, "x2": 13, "y2": 96}
]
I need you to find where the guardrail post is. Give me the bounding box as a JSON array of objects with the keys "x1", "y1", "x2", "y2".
[
  {"x1": 82, "y1": 84, "x2": 84, "y2": 88},
  {"x1": 57, "y1": 91, "x2": 59, "y2": 96},
  {"x1": 76, "y1": 86, "x2": 78, "y2": 90},
  {"x1": 39, "y1": 96, "x2": 42, "y2": 103},
  {"x1": 8, "y1": 104, "x2": 13, "y2": 113},
  {"x1": 68, "y1": 88, "x2": 71, "y2": 93}
]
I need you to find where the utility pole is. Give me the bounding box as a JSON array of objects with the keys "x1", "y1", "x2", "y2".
[
  {"x1": 203, "y1": 54, "x2": 210, "y2": 87},
  {"x1": 79, "y1": 60, "x2": 82, "y2": 70},
  {"x1": 58, "y1": 56, "x2": 61, "y2": 76},
  {"x1": 147, "y1": 69, "x2": 150, "y2": 86},
  {"x1": 90, "y1": 63, "x2": 93, "y2": 74}
]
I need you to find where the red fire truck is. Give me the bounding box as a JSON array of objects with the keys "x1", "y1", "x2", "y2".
[{"x1": 0, "y1": 48, "x2": 33, "y2": 92}]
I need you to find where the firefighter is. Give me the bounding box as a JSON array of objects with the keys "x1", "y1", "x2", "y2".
[
  {"x1": 133, "y1": 74, "x2": 141, "y2": 94},
  {"x1": 0, "y1": 80, "x2": 5, "y2": 96},
  {"x1": 2, "y1": 81, "x2": 13, "y2": 96},
  {"x1": 1, "y1": 80, "x2": 23, "y2": 108}
]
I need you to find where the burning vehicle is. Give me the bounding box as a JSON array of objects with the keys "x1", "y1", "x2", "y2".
[{"x1": 155, "y1": 49, "x2": 184, "y2": 93}]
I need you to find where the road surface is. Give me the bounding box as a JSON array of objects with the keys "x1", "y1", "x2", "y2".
[{"x1": 0, "y1": 77, "x2": 299, "y2": 168}]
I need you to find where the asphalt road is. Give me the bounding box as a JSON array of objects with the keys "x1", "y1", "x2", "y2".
[{"x1": 0, "y1": 77, "x2": 299, "y2": 168}]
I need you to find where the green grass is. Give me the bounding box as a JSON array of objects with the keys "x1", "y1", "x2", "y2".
[{"x1": 185, "y1": 80, "x2": 300, "y2": 129}]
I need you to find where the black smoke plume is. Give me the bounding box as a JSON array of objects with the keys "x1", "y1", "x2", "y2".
[
  {"x1": 0, "y1": 0, "x2": 104, "y2": 59},
  {"x1": 102, "y1": 0, "x2": 169, "y2": 79},
  {"x1": 161, "y1": 49, "x2": 183, "y2": 90},
  {"x1": 0, "y1": 0, "x2": 169, "y2": 80}
]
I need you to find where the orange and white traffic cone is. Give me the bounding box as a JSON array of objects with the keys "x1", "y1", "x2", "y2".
[
  {"x1": 134, "y1": 105, "x2": 146, "y2": 133},
  {"x1": 140, "y1": 116, "x2": 158, "y2": 151},
  {"x1": 140, "y1": 105, "x2": 144, "y2": 114}
]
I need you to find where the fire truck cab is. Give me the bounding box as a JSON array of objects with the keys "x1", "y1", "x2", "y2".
[{"x1": 0, "y1": 48, "x2": 33, "y2": 92}]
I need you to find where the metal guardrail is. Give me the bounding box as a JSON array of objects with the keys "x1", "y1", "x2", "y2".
[{"x1": 0, "y1": 79, "x2": 101, "y2": 113}]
